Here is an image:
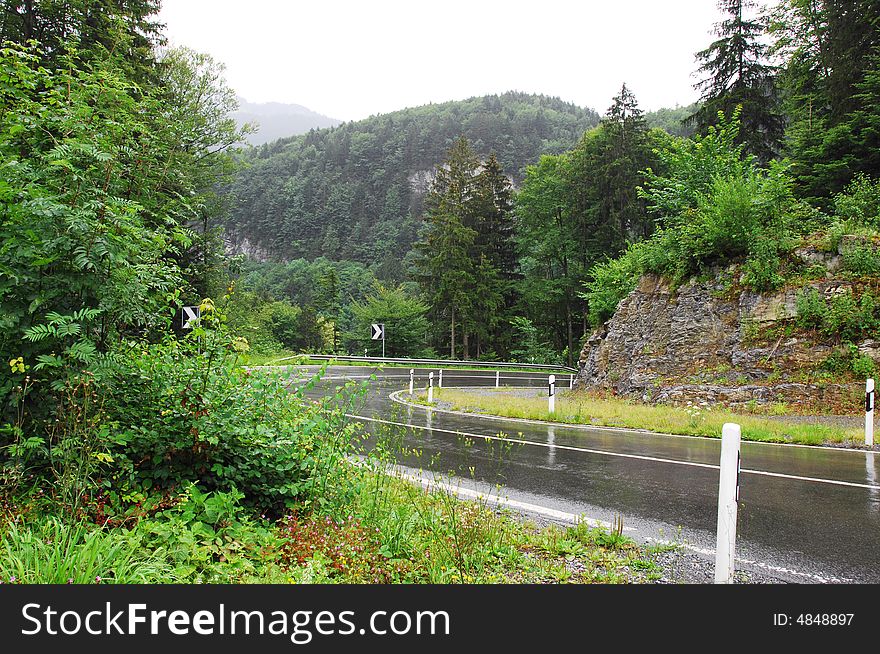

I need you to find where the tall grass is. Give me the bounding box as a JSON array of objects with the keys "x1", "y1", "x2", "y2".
[{"x1": 0, "y1": 517, "x2": 176, "y2": 584}]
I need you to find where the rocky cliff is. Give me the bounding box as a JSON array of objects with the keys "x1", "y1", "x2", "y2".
[{"x1": 575, "y1": 268, "x2": 876, "y2": 412}]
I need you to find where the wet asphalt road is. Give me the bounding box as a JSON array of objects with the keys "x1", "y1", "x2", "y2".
[{"x1": 297, "y1": 365, "x2": 880, "y2": 583}]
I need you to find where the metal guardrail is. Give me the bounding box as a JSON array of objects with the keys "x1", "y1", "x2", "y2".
[{"x1": 270, "y1": 354, "x2": 578, "y2": 373}]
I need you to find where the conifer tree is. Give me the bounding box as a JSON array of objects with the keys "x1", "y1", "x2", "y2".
[
  {"x1": 770, "y1": 0, "x2": 880, "y2": 201},
  {"x1": 690, "y1": 0, "x2": 784, "y2": 162},
  {"x1": 413, "y1": 137, "x2": 481, "y2": 358}
]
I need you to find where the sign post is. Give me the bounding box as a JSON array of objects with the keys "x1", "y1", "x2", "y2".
[
  {"x1": 428, "y1": 372, "x2": 434, "y2": 404},
  {"x1": 867, "y1": 378, "x2": 875, "y2": 447},
  {"x1": 370, "y1": 323, "x2": 385, "y2": 358},
  {"x1": 714, "y1": 423, "x2": 742, "y2": 584},
  {"x1": 548, "y1": 374, "x2": 556, "y2": 414}
]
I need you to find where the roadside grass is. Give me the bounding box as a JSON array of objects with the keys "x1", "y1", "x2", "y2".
[
  {"x1": 0, "y1": 472, "x2": 661, "y2": 585},
  {"x1": 422, "y1": 388, "x2": 865, "y2": 446},
  {"x1": 271, "y1": 471, "x2": 661, "y2": 584}
]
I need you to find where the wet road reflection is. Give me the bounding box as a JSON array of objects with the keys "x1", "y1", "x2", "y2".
[{"x1": 296, "y1": 365, "x2": 880, "y2": 582}]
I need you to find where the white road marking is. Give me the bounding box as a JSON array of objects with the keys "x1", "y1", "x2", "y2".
[
  {"x1": 350, "y1": 413, "x2": 880, "y2": 491},
  {"x1": 391, "y1": 468, "x2": 850, "y2": 583}
]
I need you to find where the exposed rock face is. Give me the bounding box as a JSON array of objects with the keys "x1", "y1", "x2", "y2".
[
  {"x1": 223, "y1": 234, "x2": 272, "y2": 262},
  {"x1": 575, "y1": 273, "x2": 866, "y2": 409}
]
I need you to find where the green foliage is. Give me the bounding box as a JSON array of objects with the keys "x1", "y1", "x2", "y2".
[
  {"x1": 0, "y1": 517, "x2": 175, "y2": 584},
  {"x1": 795, "y1": 286, "x2": 880, "y2": 343},
  {"x1": 583, "y1": 112, "x2": 802, "y2": 326},
  {"x1": 689, "y1": 0, "x2": 783, "y2": 161},
  {"x1": 833, "y1": 174, "x2": 880, "y2": 229},
  {"x1": 344, "y1": 283, "x2": 431, "y2": 357},
  {"x1": 137, "y1": 485, "x2": 282, "y2": 582},
  {"x1": 645, "y1": 103, "x2": 700, "y2": 138},
  {"x1": 0, "y1": 40, "x2": 248, "y2": 428},
  {"x1": 581, "y1": 241, "x2": 649, "y2": 326},
  {"x1": 227, "y1": 93, "x2": 599, "y2": 275},
  {"x1": 97, "y1": 319, "x2": 365, "y2": 515},
  {"x1": 508, "y1": 317, "x2": 561, "y2": 365},
  {"x1": 770, "y1": 0, "x2": 880, "y2": 201},
  {"x1": 413, "y1": 137, "x2": 515, "y2": 359}
]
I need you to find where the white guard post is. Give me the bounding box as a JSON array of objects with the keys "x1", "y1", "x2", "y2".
[
  {"x1": 548, "y1": 374, "x2": 556, "y2": 414},
  {"x1": 867, "y1": 378, "x2": 875, "y2": 447},
  {"x1": 496, "y1": 370, "x2": 500, "y2": 388},
  {"x1": 569, "y1": 373, "x2": 574, "y2": 389},
  {"x1": 438, "y1": 369, "x2": 443, "y2": 389},
  {"x1": 428, "y1": 372, "x2": 434, "y2": 404},
  {"x1": 714, "y1": 423, "x2": 741, "y2": 584},
  {"x1": 409, "y1": 369, "x2": 414, "y2": 396}
]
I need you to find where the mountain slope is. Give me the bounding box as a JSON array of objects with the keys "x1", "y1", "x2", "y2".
[
  {"x1": 233, "y1": 99, "x2": 342, "y2": 145},
  {"x1": 225, "y1": 92, "x2": 600, "y2": 279}
]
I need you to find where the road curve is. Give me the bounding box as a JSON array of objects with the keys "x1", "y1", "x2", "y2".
[{"x1": 298, "y1": 365, "x2": 880, "y2": 583}]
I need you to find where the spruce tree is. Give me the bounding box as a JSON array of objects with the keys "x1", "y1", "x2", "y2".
[
  {"x1": 413, "y1": 137, "x2": 481, "y2": 359},
  {"x1": 771, "y1": 0, "x2": 880, "y2": 201},
  {"x1": 690, "y1": 0, "x2": 784, "y2": 162}
]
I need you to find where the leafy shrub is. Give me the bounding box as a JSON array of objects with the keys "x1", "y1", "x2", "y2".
[
  {"x1": 136, "y1": 485, "x2": 282, "y2": 582},
  {"x1": 582, "y1": 244, "x2": 644, "y2": 326},
  {"x1": 795, "y1": 287, "x2": 827, "y2": 330},
  {"x1": 839, "y1": 239, "x2": 880, "y2": 275},
  {"x1": 99, "y1": 332, "x2": 364, "y2": 515},
  {"x1": 796, "y1": 287, "x2": 880, "y2": 344},
  {"x1": 834, "y1": 173, "x2": 880, "y2": 229},
  {"x1": 742, "y1": 232, "x2": 785, "y2": 292}
]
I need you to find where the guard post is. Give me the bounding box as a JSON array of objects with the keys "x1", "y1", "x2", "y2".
[
  {"x1": 714, "y1": 423, "x2": 741, "y2": 584},
  {"x1": 867, "y1": 378, "x2": 875, "y2": 447}
]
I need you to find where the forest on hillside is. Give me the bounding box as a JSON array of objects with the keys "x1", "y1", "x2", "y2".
[
  {"x1": 225, "y1": 92, "x2": 600, "y2": 277},
  {"x1": 225, "y1": 0, "x2": 880, "y2": 368}
]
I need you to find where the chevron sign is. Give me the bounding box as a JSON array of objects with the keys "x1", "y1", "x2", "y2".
[
  {"x1": 371, "y1": 323, "x2": 385, "y2": 340},
  {"x1": 182, "y1": 306, "x2": 201, "y2": 329}
]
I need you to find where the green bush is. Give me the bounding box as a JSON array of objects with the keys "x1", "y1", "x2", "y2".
[
  {"x1": 796, "y1": 286, "x2": 879, "y2": 343},
  {"x1": 742, "y1": 232, "x2": 785, "y2": 292},
  {"x1": 840, "y1": 239, "x2": 880, "y2": 275},
  {"x1": 834, "y1": 174, "x2": 880, "y2": 229},
  {"x1": 795, "y1": 287, "x2": 827, "y2": 330},
  {"x1": 100, "y1": 336, "x2": 364, "y2": 514}
]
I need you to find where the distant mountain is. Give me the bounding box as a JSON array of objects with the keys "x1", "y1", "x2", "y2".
[
  {"x1": 233, "y1": 98, "x2": 342, "y2": 146},
  {"x1": 225, "y1": 92, "x2": 601, "y2": 279}
]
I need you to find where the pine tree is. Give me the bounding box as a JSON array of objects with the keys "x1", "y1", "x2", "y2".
[
  {"x1": 770, "y1": 0, "x2": 880, "y2": 201},
  {"x1": 472, "y1": 153, "x2": 518, "y2": 357},
  {"x1": 597, "y1": 84, "x2": 654, "y2": 241},
  {"x1": 413, "y1": 137, "x2": 481, "y2": 359},
  {"x1": 690, "y1": 0, "x2": 784, "y2": 162}
]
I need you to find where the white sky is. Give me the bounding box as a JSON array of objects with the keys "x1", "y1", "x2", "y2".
[{"x1": 159, "y1": 0, "x2": 753, "y2": 121}]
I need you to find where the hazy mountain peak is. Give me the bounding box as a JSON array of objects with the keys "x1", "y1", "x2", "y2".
[{"x1": 233, "y1": 98, "x2": 342, "y2": 146}]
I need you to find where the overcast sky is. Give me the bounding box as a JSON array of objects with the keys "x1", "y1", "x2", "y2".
[{"x1": 159, "y1": 0, "x2": 760, "y2": 121}]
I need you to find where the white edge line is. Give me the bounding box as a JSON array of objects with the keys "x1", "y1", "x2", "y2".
[
  {"x1": 392, "y1": 469, "x2": 850, "y2": 584},
  {"x1": 352, "y1": 410, "x2": 880, "y2": 491}
]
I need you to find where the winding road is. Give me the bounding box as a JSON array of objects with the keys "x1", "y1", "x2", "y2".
[{"x1": 298, "y1": 364, "x2": 880, "y2": 583}]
